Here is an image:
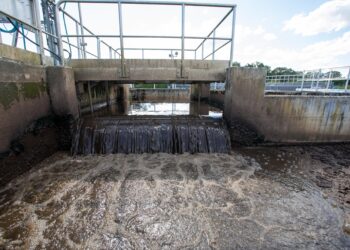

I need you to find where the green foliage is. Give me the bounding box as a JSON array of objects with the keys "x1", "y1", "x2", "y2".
[
  {"x1": 231, "y1": 61, "x2": 241, "y2": 67},
  {"x1": 244, "y1": 61, "x2": 271, "y2": 74},
  {"x1": 269, "y1": 67, "x2": 297, "y2": 76}
]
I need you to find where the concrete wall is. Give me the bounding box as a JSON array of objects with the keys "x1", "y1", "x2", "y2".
[
  {"x1": 130, "y1": 89, "x2": 189, "y2": 101},
  {"x1": 224, "y1": 67, "x2": 350, "y2": 143},
  {"x1": 0, "y1": 58, "x2": 50, "y2": 152}
]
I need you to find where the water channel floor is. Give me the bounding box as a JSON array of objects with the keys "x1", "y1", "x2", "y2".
[{"x1": 0, "y1": 149, "x2": 349, "y2": 249}]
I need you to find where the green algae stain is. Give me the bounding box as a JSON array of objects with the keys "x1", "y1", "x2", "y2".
[
  {"x1": 0, "y1": 82, "x2": 47, "y2": 110},
  {"x1": 0, "y1": 84, "x2": 20, "y2": 110},
  {"x1": 20, "y1": 82, "x2": 46, "y2": 100}
]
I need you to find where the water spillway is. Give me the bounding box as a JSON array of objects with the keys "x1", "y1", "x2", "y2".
[{"x1": 71, "y1": 116, "x2": 231, "y2": 154}]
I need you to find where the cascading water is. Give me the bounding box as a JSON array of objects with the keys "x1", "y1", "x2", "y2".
[{"x1": 71, "y1": 116, "x2": 231, "y2": 154}]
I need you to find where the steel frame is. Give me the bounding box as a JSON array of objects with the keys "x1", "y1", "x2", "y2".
[{"x1": 54, "y1": 0, "x2": 236, "y2": 67}]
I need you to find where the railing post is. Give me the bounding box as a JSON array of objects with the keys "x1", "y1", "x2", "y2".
[
  {"x1": 229, "y1": 7, "x2": 236, "y2": 67},
  {"x1": 316, "y1": 69, "x2": 321, "y2": 90},
  {"x1": 326, "y1": 70, "x2": 332, "y2": 89},
  {"x1": 75, "y1": 22, "x2": 81, "y2": 59},
  {"x1": 118, "y1": 1, "x2": 126, "y2": 77},
  {"x1": 212, "y1": 29, "x2": 215, "y2": 60},
  {"x1": 78, "y1": 2, "x2": 86, "y2": 59},
  {"x1": 181, "y1": 3, "x2": 185, "y2": 77},
  {"x1": 97, "y1": 38, "x2": 101, "y2": 58},
  {"x1": 142, "y1": 49, "x2": 144, "y2": 59},
  {"x1": 201, "y1": 43, "x2": 204, "y2": 60},
  {"x1": 33, "y1": 0, "x2": 45, "y2": 64},
  {"x1": 109, "y1": 47, "x2": 112, "y2": 59},
  {"x1": 194, "y1": 50, "x2": 197, "y2": 60},
  {"x1": 345, "y1": 67, "x2": 350, "y2": 92}
]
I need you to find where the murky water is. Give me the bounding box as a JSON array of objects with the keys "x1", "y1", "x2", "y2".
[{"x1": 0, "y1": 148, "x2": 349, "y2": 249}]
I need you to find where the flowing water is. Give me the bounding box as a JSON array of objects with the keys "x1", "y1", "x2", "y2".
[{"x1": 73, "y1": 100, "x2": 229, "y2": 155}]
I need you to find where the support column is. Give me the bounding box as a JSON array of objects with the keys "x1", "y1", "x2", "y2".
[{"x1": 46, "y1": 66, "x2": 79, "y2": 117}]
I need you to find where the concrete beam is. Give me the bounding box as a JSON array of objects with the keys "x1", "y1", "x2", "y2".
[{"x1": 69, "y1": 59, "x2": 228, "y2": 83}]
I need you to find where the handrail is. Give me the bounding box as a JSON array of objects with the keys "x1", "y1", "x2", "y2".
[{"x1": 54, "y1": 0, "x2": 236, "y2": 66}]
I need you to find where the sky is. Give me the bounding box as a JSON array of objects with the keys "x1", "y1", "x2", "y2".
[{"x1": 1, "y1": 0, "x2": 350, "y2": 70}]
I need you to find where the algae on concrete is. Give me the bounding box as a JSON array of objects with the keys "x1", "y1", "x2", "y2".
[{"x1": 0, "y1": 84, "x2": 19, "y2": 110}]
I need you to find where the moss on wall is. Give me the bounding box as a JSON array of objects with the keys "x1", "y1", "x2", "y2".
[
  {"x1": 0, "y1": 84, "x2": 20, "y2": 110},
  {"x1": 0, "y1": 82, "x2": 47, "y2": 110},
  {"x1": 20, "y1": 82, "x2": 47, "y2": 100}
]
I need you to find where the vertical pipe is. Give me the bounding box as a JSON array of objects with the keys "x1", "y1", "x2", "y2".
[
  {"x1": 326, "y1": 70, "x2": 332, "y2": 89},
  {"x1": 78, "y1": 2, "x2": 86, "y2": 59},
  {"x1": 88, "y1": 81, "x2": 94, "y2": 113},
  {"x1": 181, "y1": 4, "x2": 185, "y2": 61},
  {"x1": 75, "y1": 22, "x2": 81, "y2": 59},
  {"x1": 345, "y1": 67, "x2": 350, "y2": 92},
  {"x1": 33, "y1": 0, "x2": 45, "y2": 64},
  {"x1": 212, "y1": 29, "x2": 215, "y2": 60},
  {"x1": 97, "y1": 38, "x2": 101, "y2": 58},
  {"x1": 229, "y1": 7, "x2": 236, "y2": 67},
  {"x1": 118, "y1": 2, "x2": 125, "y2": 77},
  {"x1": 54, "y1": 4, "x2": 64, "y2": 65},
  {"x1": 181, "y1": 4, "x2": 185, "y2": 77},
  {"x1": 316, "y1": 69, "x2": 321, "y2": 90}
]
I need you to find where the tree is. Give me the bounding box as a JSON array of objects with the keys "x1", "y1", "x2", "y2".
[
  {"x1": 231, "y1": 61, "x2": 241, "y2": 67},
  {"x1": 269, "y1": 67, "x2": 297, "y2": 76},
  {"x1": 244, "y1": 61, "x2": 271, "y2": 75}
]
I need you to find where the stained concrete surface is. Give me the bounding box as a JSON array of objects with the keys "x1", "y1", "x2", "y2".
[{"x1": 0, "y1": 146, "x2": 349, "y2": 249}]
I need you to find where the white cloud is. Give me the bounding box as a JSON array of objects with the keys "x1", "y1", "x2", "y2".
[{"x1": 284, "y1": 0, "x2": 350, "y2": 36}]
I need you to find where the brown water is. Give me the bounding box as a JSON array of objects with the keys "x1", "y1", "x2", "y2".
[{"x1": 0, "y1": 146, "x2": 349, "y2": 249}]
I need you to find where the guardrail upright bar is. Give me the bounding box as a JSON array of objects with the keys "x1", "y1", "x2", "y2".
[
  {"x1": 326, "y1": 71, "x2": 332, "y2": 89},
  {"x1": 181, "y1": 3, "x2": 185, "y2": 77},
  {"x1": 212, "y1": 29, "x2": 215, "y2": 60},
  {"x1": 118, "y1": 1, "x2": 126, "y2": 77},
  {"x1": 229, "y1": 6, "x2": 236, "y2": 67},
  {"x1": 75, "y1": 22, "x2": 81, "y2": 58},
  {"x1": 345, "y1": 68, "x2": 350, "y2": 92},
  {"x1": 78, "y1": 2, "x2": 87, "y2": 58},
  {"x1": 34, "y1": 0, "x2": 45, "y2": 64},
  {"x1": 97, "y1": 38, "x2": 101, "y2": 58}
]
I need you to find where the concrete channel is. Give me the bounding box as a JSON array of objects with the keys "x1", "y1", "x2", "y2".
[{"x1": 0, "y1": 44, "x2": 350, "y2": 249}]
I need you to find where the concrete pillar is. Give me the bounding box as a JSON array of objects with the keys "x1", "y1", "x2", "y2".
[
  {"x1": 46, "y1": 66, "x2": 79, "y2": 118},
  {"x1": 190, "y1": 83, "x2": 210, "y2": 101}
]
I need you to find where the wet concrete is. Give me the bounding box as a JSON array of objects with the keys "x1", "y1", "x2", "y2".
[{"x1": 0, "y1": 147, "x2": 349, "y2": 249}]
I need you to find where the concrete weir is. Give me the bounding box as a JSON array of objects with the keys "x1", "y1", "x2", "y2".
[{"x1": 72, "y1": 116, "x2": 231, "y2": 154}]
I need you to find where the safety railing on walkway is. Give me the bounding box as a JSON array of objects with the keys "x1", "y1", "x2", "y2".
[
  {"x1": 55, "y1": 0, "x2": 236, "y2": 66},
  {"x1": 1, "y1": 1, "x2": 236, "y2": 67},
  {"x1": 265, "y1": 66, "x2": 350, "y2": 95}
]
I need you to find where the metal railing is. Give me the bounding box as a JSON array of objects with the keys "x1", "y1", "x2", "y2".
[
  {"x1": 0, "y1": 0, "x2": 55, "y2": 64},
  {"x1": 54, "y1": 0, "x2": 236, "y2": 67},
  {"x1": 265, "y1": 66, "x2": 350, "y2": 94}
]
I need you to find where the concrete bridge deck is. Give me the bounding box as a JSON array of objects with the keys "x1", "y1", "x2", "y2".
[{"x1": 69, "y1": 59, "x2": 228, "y2": 83}]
